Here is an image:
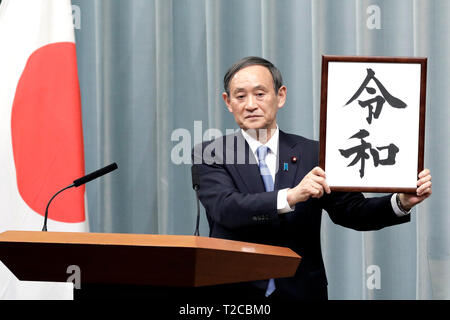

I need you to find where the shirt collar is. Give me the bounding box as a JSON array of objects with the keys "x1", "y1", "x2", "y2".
[{"x1": 241, "y1": 126, "x2": 279, "y2": 157}]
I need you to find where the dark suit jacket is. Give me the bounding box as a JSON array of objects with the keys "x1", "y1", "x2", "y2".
[{"x1": 192, "y1": 130, "x2": 410, "y2": 300}]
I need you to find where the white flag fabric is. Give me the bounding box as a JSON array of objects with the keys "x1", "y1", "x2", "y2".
[{"x1": 0, "y1": 0, "x2": 88, "y2": 299}]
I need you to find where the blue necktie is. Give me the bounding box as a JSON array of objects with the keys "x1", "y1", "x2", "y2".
[{"x1": 256, "y1": 146, "x2": 276, "y2": 297}]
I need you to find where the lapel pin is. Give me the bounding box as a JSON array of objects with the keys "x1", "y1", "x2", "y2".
[
  {"x1": 283, "y1": 163, "x2": 288, "y2": 171},
  {"x1": 291, "y1": 156, "x2": 298, "y2": 163}
]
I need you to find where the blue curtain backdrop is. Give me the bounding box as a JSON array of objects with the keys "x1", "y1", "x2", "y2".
[{"x1": 71, "y1": 0, "x2": 449, "y2": 300}]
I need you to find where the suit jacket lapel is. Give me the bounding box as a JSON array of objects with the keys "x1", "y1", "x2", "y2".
[
  {"x1": 229, "y1": 131, "x2": 266, "y2": 193},
  {"x1": 275, "y1": 130, "x2": 300, "y2": 190}
]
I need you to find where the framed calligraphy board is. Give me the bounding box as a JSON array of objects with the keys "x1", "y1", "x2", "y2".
[{"x1": 319, "y1": 55, "x2": 427, "y2": 193}]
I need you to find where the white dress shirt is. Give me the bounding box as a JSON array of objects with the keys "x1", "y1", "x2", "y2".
[
  {"x1": 241, "y1": 127, "x2": 294, "y2": 214},
  {"x1": 240, "y1": 127, "x2": 409, "y2": 217}
]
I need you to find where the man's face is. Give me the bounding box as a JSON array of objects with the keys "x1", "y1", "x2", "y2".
[{"x1": 223, "y1": 65, "x2": 286, "y2": 132}]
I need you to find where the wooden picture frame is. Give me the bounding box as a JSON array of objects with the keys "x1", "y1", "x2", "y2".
[{"x1": 319, "y1": 55, "x2": 427, "y2": 193}]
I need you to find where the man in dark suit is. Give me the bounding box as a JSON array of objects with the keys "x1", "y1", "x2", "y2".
[{"x1": 191, "y1": 56, "x2": 432, "y2": 301}]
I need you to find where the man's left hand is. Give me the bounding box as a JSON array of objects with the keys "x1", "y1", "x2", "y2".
[{"x1": 399, "y1": 168, "x2": 432, "y2": 211}]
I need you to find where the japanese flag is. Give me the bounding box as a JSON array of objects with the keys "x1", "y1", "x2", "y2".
[{"x1": 0, "y1": 0, "x2": 88, "y2": 299}]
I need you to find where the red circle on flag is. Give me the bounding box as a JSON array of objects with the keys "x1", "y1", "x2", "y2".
[{"x1": 11, "y1": 42, "x2": 86, "y2": 223}]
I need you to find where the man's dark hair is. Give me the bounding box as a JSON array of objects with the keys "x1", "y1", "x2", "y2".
[{"x1": 223, "y1": 56, "x2": 283, "y2": 96}]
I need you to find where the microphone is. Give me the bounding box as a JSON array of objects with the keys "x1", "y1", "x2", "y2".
[
  {"x1": 42, "y1": 163, "x2": 118, "y2": 231},
  {"x1": 191, "y1": 165, "x2": 201, "y2": 236},
  {"x1": 73, "y1": 162, "x2": 118, "y2": 187},
  {"x1": 191, "y1": 164, "x2": 200, "y2": 191}
]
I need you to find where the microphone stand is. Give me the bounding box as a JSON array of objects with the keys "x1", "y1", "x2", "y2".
[
  {"x1": 42, "y1": 183, "x2": 75, "y2": 231},
  {"x1": 41, "y1": 162, "x2": 118, "y2": 232},
  {"x1": 193, "y1": 184, "x2": 200, "y2": 236}
]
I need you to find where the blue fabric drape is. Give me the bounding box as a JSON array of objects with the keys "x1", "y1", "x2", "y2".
[{"x1": 72, "y1": 0, "x2": 450, "y2": 300}]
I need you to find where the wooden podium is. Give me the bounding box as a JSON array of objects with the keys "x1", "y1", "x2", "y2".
[{"x1": 0, "y1": 231, "x2": 301, "y2": 300}]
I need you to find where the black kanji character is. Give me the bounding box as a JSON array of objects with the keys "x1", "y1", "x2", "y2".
[{"x1": 345, "y1": 68, "x2": 407, "y2": 124}]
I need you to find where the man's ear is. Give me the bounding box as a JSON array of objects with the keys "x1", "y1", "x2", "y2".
[
  {"x1": 277, "y1": 85, "x2": 287, "y2": 109},
  {"x1": 222, "y1": 92, "x2": 233, "y2": 113}
]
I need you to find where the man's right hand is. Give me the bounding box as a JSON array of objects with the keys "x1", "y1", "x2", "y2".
[{"x1": 286, "y1": 166, "x2": 331, "y2": 207}]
